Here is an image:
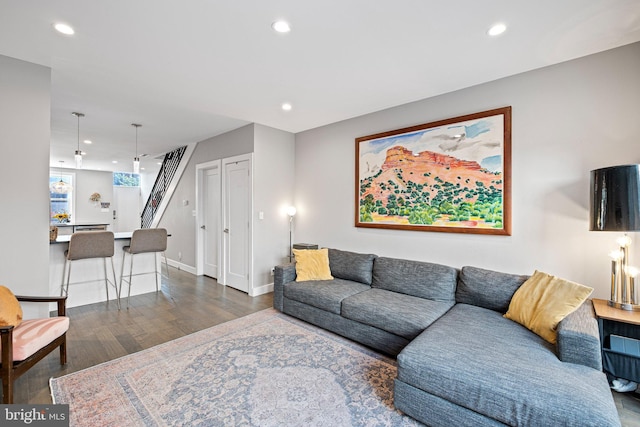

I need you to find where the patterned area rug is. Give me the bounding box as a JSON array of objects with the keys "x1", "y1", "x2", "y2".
[{"x1": 50, "y1": 309, "x2": 421, "y2": 426}]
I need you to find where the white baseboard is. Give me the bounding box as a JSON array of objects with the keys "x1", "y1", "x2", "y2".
[
  {"x1": 251, "y1": 282, "x2": 274, "y2": 297},
  {"x1": 164, "y1": 258, "x2": 272, "y2": 297},
  {"x1": 165, "y1": 258, "x2": 197, "y2": 275}
]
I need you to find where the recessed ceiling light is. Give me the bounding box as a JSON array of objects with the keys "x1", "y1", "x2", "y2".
[
  {"x1": 54, "y1": 23, "x2": 74, "y2": 35},
  {"x1": 487, "y1": 23, "x2": 506, "y2": 36},
  {"x1": 282, "y1": 103, "x2": 292, "y2": 111},
  {"x1": 112, "y1": 160, "x2": 118, "y2": 164},
  {"x1": 83, "y1": 139, "x2": 92, "y2": 144},
  {"x1": 272, "y1": 20, "x2": 291, "y2": 33},
  {"x1": 157, "y1": 162, "x2": 162, "y2": 165}
]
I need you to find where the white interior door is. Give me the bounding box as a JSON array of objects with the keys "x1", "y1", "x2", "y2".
[
  {"x1": 203, "y1": 167, "x2": 220, "y2": 278},
  {"x1": 113, "y1": 186, "x2": 141, "y2": 232},
  {"x1": 223, "y1": 160, "x2": 250, "y2": 292}
]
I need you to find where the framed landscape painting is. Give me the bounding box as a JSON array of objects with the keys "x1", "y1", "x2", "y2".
[{"x1": 355, "y1": 106, "x2": 511, "y2": 235}]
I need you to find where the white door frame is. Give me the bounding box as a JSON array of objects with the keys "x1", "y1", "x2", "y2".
[
  {"x1": 195, "y1": 159, "x2": 222, "y2": 277},
  {"x1": 222, "y1": 153, "x2": 253, "y2": 292}
]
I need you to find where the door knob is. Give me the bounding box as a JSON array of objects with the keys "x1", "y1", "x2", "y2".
[
  {"x1": 201, "y1": 225, "x2": 206, "y2": 230},
  {"x1": 223, "y1": 228, "x2": 229, "y2": 233}
]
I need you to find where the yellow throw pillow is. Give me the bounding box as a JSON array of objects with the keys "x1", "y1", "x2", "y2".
[
  {"x1": 293, "y1": 248, "x2": 334, "y2": 282},
  {"x1": 0, "y1": 285, "x2": 23, "y2": 328},
  {"x1": 504, "y1": 270, "x2": 593, "y2": 344}
]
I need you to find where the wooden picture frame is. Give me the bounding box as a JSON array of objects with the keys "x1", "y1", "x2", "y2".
[{"x1": 355, "y1": 106, "x2": 511, "y2": 235}]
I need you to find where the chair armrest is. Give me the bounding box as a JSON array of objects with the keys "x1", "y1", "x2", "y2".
[
  {"x1": 273, "y1": 263, "x2": 296, "y2": 312},
  {"x1": 15, "y1": 295, "x2": 67, "y2": 317},
  {"x1": 556, "y1": 300, "x2": 602, "y2": 371},
  {"x1": 1, "y1": 325, "x2": 14, "y2": 368}
]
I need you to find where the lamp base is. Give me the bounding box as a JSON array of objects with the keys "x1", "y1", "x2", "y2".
[{"x1": 608, "y1": 300, "x2": 640, "y2": 312}]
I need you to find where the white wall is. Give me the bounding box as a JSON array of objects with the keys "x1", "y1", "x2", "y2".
[
  {"x1": 294, "y1": 42, "x2": 640, "y2": 299},
  {"x1": 50, "y1": 168, "x2": 114, "y2": 225},
  {"x1": 253, "y1": 124, "x2": 295, "y2": 292},
  {"x1": 0, "y1": 55, "x2": 51, "y2": 317}
]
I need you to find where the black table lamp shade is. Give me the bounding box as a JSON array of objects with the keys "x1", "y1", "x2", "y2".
[{"x1": 590, "y1": 165, "x2": 640, "y2": 232}]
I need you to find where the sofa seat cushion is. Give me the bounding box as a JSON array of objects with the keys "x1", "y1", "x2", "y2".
[
  {"x1": 372, "y1": 257, "x2": 457, "y2": 302},
  {"x1": 283, "y1": 279, "x2": 370, "y2": 314},
  {"x1": 341, "y1": 289, "x2": 454, "y2": 340},
  {"x1": 397, "y1": 304, "x2": 619, "y2": 427}
]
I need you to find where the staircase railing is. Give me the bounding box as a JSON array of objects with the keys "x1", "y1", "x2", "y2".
[{"x1": 141, "y1": 146, "x2": 187, "y2": 228}]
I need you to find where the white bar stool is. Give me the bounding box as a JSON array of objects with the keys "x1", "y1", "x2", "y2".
[{"x1": 120, "y1": 228, "x2": 169, "y2": 308}]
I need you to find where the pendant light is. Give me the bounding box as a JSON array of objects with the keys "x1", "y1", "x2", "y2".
[
  {"x1": 71, "y1": 112, "x2": 84, "y2": 169},
  {"x1": 50, "y1": 161, "x2": 72, "y2": 194},
  {"x1": 132, "y1": 123, "x2": 141, "y2": 174}
]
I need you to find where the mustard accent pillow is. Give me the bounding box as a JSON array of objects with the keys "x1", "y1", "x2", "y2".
[
  {"x1": 293, "y1": 248, "x2": 334, "y2": 282},
  {"x1": 0, "y1": 285, "x2": 23, "y2": 328},
  {"x1": 504, "y1": 270, "x2": 593, "y2": 344}
]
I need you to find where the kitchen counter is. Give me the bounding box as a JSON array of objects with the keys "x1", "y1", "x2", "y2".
[
  {"x1": 49, "y1": 231, "x2": 160, "y2": 308},
  {"x1": 51, "y1": 231, "x2": 133, "y2": 244},
  {"x1": 50, "y1": 222, "x2": 110, "y2": 235}
]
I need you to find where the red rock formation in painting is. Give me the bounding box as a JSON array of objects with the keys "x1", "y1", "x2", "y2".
[{"x1": 360, "y1": 145, "x2": 502, "y2": 212}]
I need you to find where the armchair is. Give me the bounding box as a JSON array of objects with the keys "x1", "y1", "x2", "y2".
[{"x1": 1, "y1": 295, "x2": 69, "y2": 404}]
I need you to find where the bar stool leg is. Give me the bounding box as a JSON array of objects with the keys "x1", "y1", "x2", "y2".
[
  {"x1": 61, "y1": 258, "x2": 69, "y2": 296},
  {"x1": 128, "y1": 253, "x2": 134, "y2": 309},
  {"x1": 163, "y1": 252, "x2": 170, "y2": 278},
  {"x1": 154, "y1": 253, "x2": 159, "y2": 293},
  {"x1": 103, "y1": 258, "x2": 109, "y2": 302},
  {"x1": 160, "y1": 252, "x2": 173, "y2": 299},
  {"x1": 119, "y1": 251, "x2": 126, "y2": 300},
  {"x1": 64, "y1": 262, "x2": 72, "y2": 297},
  {"x1": 109, "y1": 256, "x2": 120, "y2": 310}
]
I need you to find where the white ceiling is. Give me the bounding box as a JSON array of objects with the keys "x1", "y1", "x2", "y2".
[{"x1": 1, "y1": 0, "x2": 639, "y2": 172}]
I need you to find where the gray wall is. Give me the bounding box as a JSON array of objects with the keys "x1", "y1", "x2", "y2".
[
  {"x1": 253, "y1": 124, "x2": 295, "y2": 289},
  {"x1": 0, "y1": 55, "x2": 51, "y2": 317},
  {"x1": 159, "y1": 124, "x2": 254, "y2": 267},
  {"x1": 158, "y1": 123, "x2": 295, "y2": 294},
  {"x1": 294, "y1": 42, "x2": 640, "y2": 300}
]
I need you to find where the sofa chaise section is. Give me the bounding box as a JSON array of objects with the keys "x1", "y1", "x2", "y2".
[
  {"x1": 395, "y1": 303, "x2": 618, "y2": 427},
  {"x1": 394, "y1": 266, "x2": 620, "y2": 427}
]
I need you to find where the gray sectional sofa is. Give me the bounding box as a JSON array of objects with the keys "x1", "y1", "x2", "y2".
[{"x1": 273, "y1": 248, "x2": 620, "y2": 427}]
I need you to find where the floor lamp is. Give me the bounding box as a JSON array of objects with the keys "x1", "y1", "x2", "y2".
[
  {"x1": 590, "y1": 164, "x2": 640, "y2": 311},
  {"x1": 287, "y1": 206, "x2": 297, "y2": 262}
]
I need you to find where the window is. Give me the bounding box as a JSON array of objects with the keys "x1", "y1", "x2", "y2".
[
  {"x1": 50, "y1": 172, "x2": 74, "y2": 223},
  {"x1": 113, "y1": 172, "x2": 140, "y2": 187}
]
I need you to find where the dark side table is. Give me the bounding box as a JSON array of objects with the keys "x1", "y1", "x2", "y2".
[{"x1": 592, "y1": 298, "x2": 640, "y2": 389}]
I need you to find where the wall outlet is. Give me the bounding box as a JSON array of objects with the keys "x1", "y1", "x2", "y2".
[
  {"x1": 178, "y1": 251, "x2": 182, "y2": 261},
  {"x1": 270, "y1": 267, "x2": 275, "y2": 276}
]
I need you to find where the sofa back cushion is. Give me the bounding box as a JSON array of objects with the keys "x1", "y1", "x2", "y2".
[
  {"x1": 456, "y1": 266, "x2": 529, "y2": 313},
  {"x1": 371, "y1": 257, "x2": 457, "y2": 301},
  {"x1": 328, "y1": 248, "x2": 377, "y2": 285}
]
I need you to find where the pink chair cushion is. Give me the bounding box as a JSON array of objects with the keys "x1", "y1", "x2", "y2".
[{"x1": 1, "y1": 317, "x2": 69, "y2": 361}]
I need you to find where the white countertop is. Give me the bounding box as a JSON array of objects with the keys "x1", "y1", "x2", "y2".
[{"x1": 51, "y1": 231, "x2": 133, "y2": 244}]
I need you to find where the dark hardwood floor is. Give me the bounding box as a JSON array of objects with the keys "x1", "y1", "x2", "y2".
[
  {"x1": 5, "y1": 268, "x2": 639, "y2": 426},
  {"x1": 10, "y1": 268, "x2": 272, "y2": 404}
]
